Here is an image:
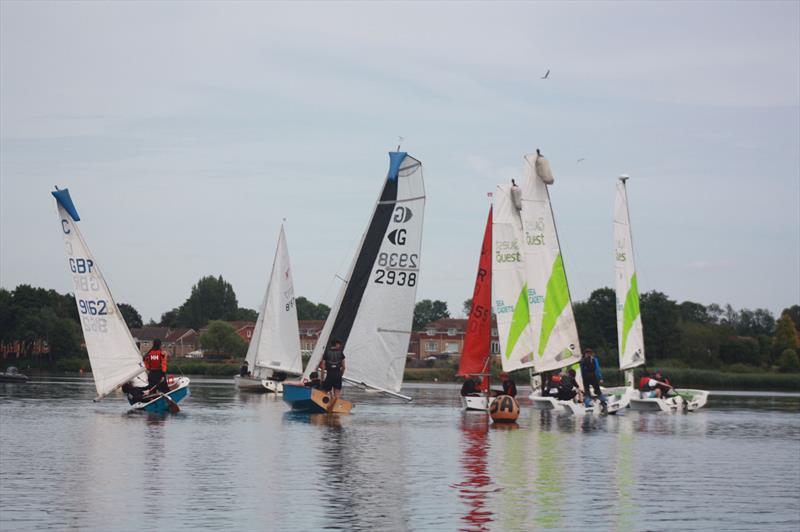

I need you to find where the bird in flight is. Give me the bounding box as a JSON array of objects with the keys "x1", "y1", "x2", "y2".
[
  {"x1": 577, "y1": 158, "x2": 586, "y2": 163},
  {"x1": 541, "y1": 69, "x2": 550, "y2": 79}
]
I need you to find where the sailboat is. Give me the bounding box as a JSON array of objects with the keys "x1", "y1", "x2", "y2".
[
  {"x1": 235, "y1": 225, "x2": 302, "y2": 393},
  {"x1": 458, "y1": 206, "x2": 494, "y2": 411},
  {"x1": 614, "y1": 177, "x2": 708, "y2": 412},
  {"x1": 52, "y1": 188, "x2": 190, "y2": 413},
  {"x1": 283, "y1": 151, "x2": 425, "y2": 413},
  {"x1": 517, "y1": 151, "x2": 624, "y2": 415}
]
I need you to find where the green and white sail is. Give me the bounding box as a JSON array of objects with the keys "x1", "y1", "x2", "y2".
[
  {"x1": 492, "y1": 182, "x2": 536, "y2": 372},
  {"x1": 519, "y1": 152, "x2": 581, "y2": 374},
  {"x1": 614, "y1": 177, "x2": 644, "y2": 370}
]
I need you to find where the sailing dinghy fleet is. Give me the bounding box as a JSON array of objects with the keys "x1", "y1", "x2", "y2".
[{"x1": 51, "y1": 148, "x2": 706, "y2": 415}]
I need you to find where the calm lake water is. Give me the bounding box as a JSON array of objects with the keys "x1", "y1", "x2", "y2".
[{"x1": 1, "y1": 377, "x2": 798, "y2": 531}]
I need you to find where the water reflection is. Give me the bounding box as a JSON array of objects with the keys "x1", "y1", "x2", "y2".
[{"x1": 455, "y1": 412, "x2": 492, "y2": 531}]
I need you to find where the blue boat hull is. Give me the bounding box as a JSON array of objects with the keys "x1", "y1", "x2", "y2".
[
  {"x1": 283, "y1": 384, "x2": 353, "y2": 414},
  {"x1": 134, "y1": 377, "x2": 191, "y2": 414}
]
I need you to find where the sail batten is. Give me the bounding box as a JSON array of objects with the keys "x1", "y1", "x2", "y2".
[
  {"x1": 245, "y1": 225, "x2": 303, "y2": 377},
  {"x1": 303, "y1": 153, "x2": 425, "y2": 393},
  {"x1": 53, "y1": 189, "x2": 147, "y2": 398},
  {"x1": 519, "y1": 153, "x2": 582, "y2": 374},
  {"x1": 615, "y1": 178, "x2": 645, "y2": 370}
]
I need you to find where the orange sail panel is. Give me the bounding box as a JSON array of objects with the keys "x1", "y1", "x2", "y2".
[{"x1": 458, "y1": 207, "x2": 493, "y2": 386}]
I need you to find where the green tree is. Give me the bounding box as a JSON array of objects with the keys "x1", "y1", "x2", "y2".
[
  {"x1": 159, "y1": 307, "x2": 179, "y2": 327},
  {"x1": 677, "y1": 321, "x2": 720, "y2": 367},
  {"x1": 118, "y1": 303, "x2": 143, "y2": 330},
  {"x1": 781, "y1": 305, "x2": 800, "y2": 330},
  {"x1": 719, "y1": 336, "x2": 760, "y2": 366},
  {"x1": 234, "y1": 307, "x2": 258, "y2": 322},
  {"x1": 778, "y1": 349, "x2": 800, "y2": 372},
  {"x1": 640, "y1": 291, "x2": 680, "y2": 361},
  {"x1": 175, "y1": 275, "x2": 240, "y2": 329},
  {"x1": 199, "y1": 320, "x2": 247, "y2": 359},
  {"x1": 773, "y1": 312, "x2": 799, "y2": 363},
  {"x1": 49, "y1": 318, "x2": 82, "y2": 358},
  {"x1": 679, "y1": 301, "x2": 710, "y2": 323},
  {"x1": 574, "y1": 288, "x2": 617, "y2": 351},
  {"x1": 463, "y1": 298, "x2": 472, "y2": 316},
  {"x1": 295, "y1": 297, "x2": 330, "y2": 320},
  {"x1": 413, "y1": 299, "x2": 450, "y2": 330}
]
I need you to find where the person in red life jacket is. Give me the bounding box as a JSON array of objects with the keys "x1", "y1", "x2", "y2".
[
  {"x1": 144, "y1": 338, "x2": 169, "y2": 393},
  {"x1": 499, "y1": 372, "x2": 517, "y2": 397},
  {"x1": 639, "y1": 369, "x2": 672, "y2": 399},
  {"x1": 543, "y1": 371, "x2": 562, "y2": 397}
]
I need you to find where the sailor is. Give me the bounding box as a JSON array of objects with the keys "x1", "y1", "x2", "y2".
[
  {"x1": 579, "y1": 349, "x2": 607, "y2": 411},
  {"x1": 460, "y1": 377, "x2": 480, "y2": 397},
  {"x1": 320, "y1": 339, "x2": 346, "y2": 403},
  {"x1": 544, "y1": 371, "x2": 562, "y2": 397},
  {"x1": 121, "y1": 381, "x2": 147, "y2": 404},
  {"x1": 272, "y1": 371, "x2": 288, "y2": 382},
  {"x1": 144, "y1": 338, "x2": 169, "y2": 394},
  {"x1": 304, "y1": 371, "x2": 322, "y2": 389},
  {"x1": 639, "y1": 370, "x2": 672, "y2": 399},
  {"x1": 557, "y1": 369, "x2": 581, "y2": 401},
  {"x1": 239, "y1": 360, "x2": 250, "y2": 378},
  {"x1": 500, "y1": 372, "x2": 517, "y2": 397}
]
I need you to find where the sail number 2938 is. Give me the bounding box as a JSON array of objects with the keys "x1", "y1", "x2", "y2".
[{"x1": 374, "y1": 270, "x2": 417, "y2": 286}]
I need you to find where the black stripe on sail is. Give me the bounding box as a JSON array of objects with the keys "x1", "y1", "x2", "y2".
[{"x1": 329, "y1": 164, "x2": 400, "y2": 348}]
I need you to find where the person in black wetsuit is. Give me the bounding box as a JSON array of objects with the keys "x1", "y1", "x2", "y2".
[
  {"x1": 499, "y1": 372, "x2": 517, "y2": 397},
  {"x1": 239, "y1": 360, "x2": 250, "y2": 378},
  {"x1": 461, "y1": 377, "x2": 480, "y2": 397},
  {"x1": 580, "y1": 349, "x2": 607, "y2": 412},
  {"x1": 557, "y1": 369, "x2": 581, "y2": 402},
  {"x1": 320, "y1": 339, "x2": 346, "y2": 402},
  {"x1": 304, "y1": 371, "x2": 322, "y2": 389}
]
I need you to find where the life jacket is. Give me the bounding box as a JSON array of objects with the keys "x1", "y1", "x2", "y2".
[
  {"x1": 503, "y1": 379, "x2": 517, "y2": 397},
  {"x1": 144, "y1": 349, "x2": 167, "y2": 372},
  {"x1": 551, "y1": 374, "x2": 562, "y2": 383},
  {"x1": 324, "y1": 349, "x2": 344, "y2": 372},
  {"x1": 639, "y1": 376, "x2": 651, "y2": 391},
  {"x1": 580, "y1": 357, "x2": 596, "y2": 375}
]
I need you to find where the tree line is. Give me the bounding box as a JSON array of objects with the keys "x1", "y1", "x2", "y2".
[{"x1": 1, "y1": 277, "x2": 797, "y2": 373}]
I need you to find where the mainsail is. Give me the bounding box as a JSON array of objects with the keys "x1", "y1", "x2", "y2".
[
  {"x1": 492, "y1": 183, "x2": 536, "y2": 372},
  {"x1": 614, "y1": 177, "x2": 645, "y2": 370},
  {"x1": 303, "y1": 152, "x2": 425, "y2": 394},
  {"x1": 458, "y1": 206, "x2": 493, "y2": 382},
  {"x1": 519, "y1": 152, "x2": 582, "y2": 374},
  {"x1": 244, "y1": 225, "x2": 302, "y2": 377},
  {"x1": 52, "y1": 189, "x2": 147, "y2": 399}
]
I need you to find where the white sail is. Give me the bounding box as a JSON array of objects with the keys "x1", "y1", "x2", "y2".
[
  {"x1": 52, "y1": 189, "x2": 147, "y2": 399},
  {"x1": 492, "y1": 183, "x2": 536, "y2": 372},
  {"x1": 614, "y1": 177, "x2": 645, "y2": 370},
  {"x1": 245, "y1": 225, "x2": 303, "y2": 377},
  {"x1": 304, "y1": 152, "x2": 425, "y2": 393},
  {"x1": 519, "y1": 152, "x2": 582, "y2": 373}
]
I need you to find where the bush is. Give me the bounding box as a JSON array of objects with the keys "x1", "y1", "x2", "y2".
[{"x1": 777, "y1": 349, "x2": 800, "y2": 373}]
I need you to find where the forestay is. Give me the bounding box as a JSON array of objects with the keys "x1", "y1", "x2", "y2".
[
  {"x1": 52, "y1": 189, "x2": 147, "y2": 399},
  {"x1": 245, "y1": 225, "x2": 302, "y2": 377},
  {"x1": 614, "y1": 177, "x2": 645, "y2": 370},
  {"x1": 303, "y1": 152, "x2": 425, "y2": 393},
  {"x1": 519, "y1": 152, "x2": 582, "y2": 374},
  {"x1": 492, "y1": 183, "x2": 536, "y2": 372}
]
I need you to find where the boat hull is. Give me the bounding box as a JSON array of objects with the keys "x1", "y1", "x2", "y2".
[
  {"x1": 462, "y1": 395, "x2": 496, "y2": 411},
  {"x1": 132, "y1": 377, "x2": 191, "y2": 414},
  {"x1": 529, "y1": 390, "x2": 624, "y2": 415},
  {"x1": 234, "y1": 375, "x2": 284, "y2": 393},
  {"x1": 282, "y1": 384, "x2": 353, "y2": 414},
  {"x1": 629, "y1": 389, "x2": 709, "y2": 412},
  {"x1": 0, "y1": 373, "x2": 28, "y2": 383}
]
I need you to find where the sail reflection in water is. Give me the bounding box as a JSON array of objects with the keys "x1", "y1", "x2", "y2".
[{"x1": 455, "y1": 413, "x2": 493, "y2": 531}]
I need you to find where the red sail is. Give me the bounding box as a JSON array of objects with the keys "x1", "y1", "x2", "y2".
[{"x1": 458, "y1": 206, "x2": 492, "y2": 387}]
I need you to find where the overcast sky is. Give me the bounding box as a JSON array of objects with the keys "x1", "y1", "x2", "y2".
[{"x1": 1, "y1": 0, "x2": 798, "y2": 323}]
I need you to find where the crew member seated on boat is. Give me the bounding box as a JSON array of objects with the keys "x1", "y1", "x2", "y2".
[
  {"x1": 638, "y1": 370, "x2": 672, "y2": 398},
  {"x1": 460, "y1": 377, "x2": 481, "y2": 397},
  {"x1": 557, "y1": 369, "x2": 581, "y2": 402},
  {"x1": 653, "y1": 371, "x2": 674, "y2": 398},
  {"x1": 304, "y1": 371, "x2": 322, "y2": 389},
  {"x1": 579, "y1": 349, "x2": 607, "y2": 410},
  {"x1": 271, "y1": 371, "x2": 288, "y2": 382},
  {"x1": 121, "y1": 381, "x2": 147, "y2": 404},
  {"x1": 320, "y1": 339, "x2": 346, "y2": 401},
  {"x1": 543, "y1": 371, "x2": 562, "y2": 397},
  {"x1": 144, "y1": 339, "x2": 169, "y2": 393},
  {"x1": 499, "y1": 372, "x2": 517, "y2": 397},
  {"x1": 240, "y1": 360, "x2": 250, "y2": 378}
]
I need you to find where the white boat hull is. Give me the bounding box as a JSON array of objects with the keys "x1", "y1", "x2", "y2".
[
  {"x1": 462, "y1": 395, "x2": 496, "y2": 411},
  {"x1": 529, "y1": 390, "x2": 625, "y2": 415},
  {"x1": 234, "y1": 375, "x2": 284, "y2": 394},
  {"x1": 629, "y1": 389, "x2": 709, "y2": 412}
]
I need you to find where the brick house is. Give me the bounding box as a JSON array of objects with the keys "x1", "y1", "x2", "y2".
[{"x1": 408, "y1": 318, "x2": 500, "y2": 360}]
